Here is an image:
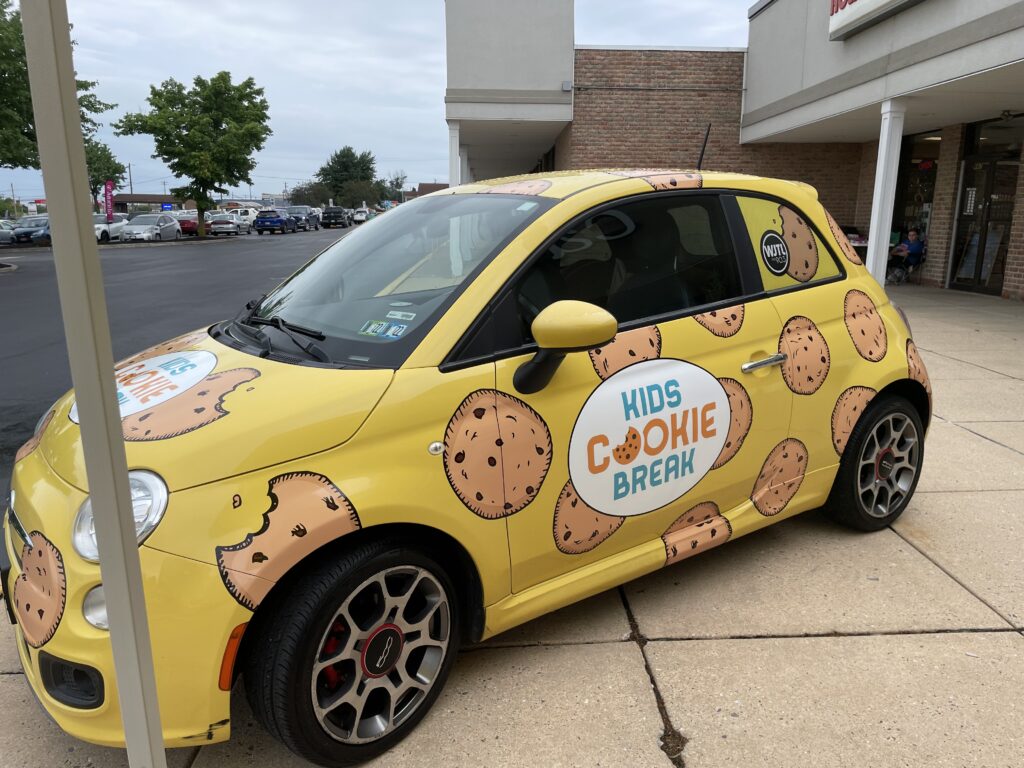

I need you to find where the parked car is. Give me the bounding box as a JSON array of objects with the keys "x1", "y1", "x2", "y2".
[
  {"x1": 254, "y1": 208, "x2": 297, "y2": 234},
  {"x1": 11, "y1": 215, "x2": 49, "y2": 244},
  {"x1": 4, "y1": 170, "x2": 931, "y2": 766},
  {"x1": 121, "y1": 213, "x2": 181, "y2": 241},
  {"x1": 30, "y1": 222, "x2": 52, "y2": 246},
  {"x1": 286, "y1": 205, "x2": 320, "y2": 231},
  {"x1": 172, "y1": 210, "x2": 200, "y2": 236},
  {"x1": 93, "y1": 213, "x2": 127, "y2": 243},
  {"x1": 209, "y1": 213, "x2": 248, "y2": 236},
  {"x1": 352, "y1": 207, "x2": 369, "y2": 223},
  {"x1": 0, "y1": 220, "x2": 14, "y2": 245},
  {"x1": 320, "y1": 206, "x2": 351, "y2": 228},
  {"x1": 224, "y1": 207, "x2": 259, "y2": 230}
]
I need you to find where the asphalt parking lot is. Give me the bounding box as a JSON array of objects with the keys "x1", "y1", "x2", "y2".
[{"x1": 1, "y1": 276, "x2": 1022, "y2": 767}]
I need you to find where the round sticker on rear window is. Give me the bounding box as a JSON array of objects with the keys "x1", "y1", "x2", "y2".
[
  {"x1": 568, "y1": 359, "x2": 728, "y2": 516},
  {"x1": 69, "y1": 351, "x2": 217, "y2": 423},
  {"x1": 760, "y1": 231, "x2": 790, "y2": 276}
]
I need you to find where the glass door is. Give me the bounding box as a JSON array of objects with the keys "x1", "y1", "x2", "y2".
[{"x1": 951, "y1": 158, "x2": 1019, "y2": 294}]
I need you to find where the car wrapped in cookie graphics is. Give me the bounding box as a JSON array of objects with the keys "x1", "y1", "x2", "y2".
[{"x1": 3, "y1": 170, "x2": 931, "y2": 766}]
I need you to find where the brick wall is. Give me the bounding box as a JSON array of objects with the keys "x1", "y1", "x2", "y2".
[
  {"x1": 920, "y1": 124, "x2": 964, "y2": 288},
  {"x1": 560, "y1": 48, "x2": 866, "y2": 227},
  {"x1": 1003, "y1": 154, "x2": 1024, "y2": 300},
  {"x1": 855, "y1": 141, "x2": 877, "y2": 235}
]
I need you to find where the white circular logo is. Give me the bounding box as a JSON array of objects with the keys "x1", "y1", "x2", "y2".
[
  {"x1": 568, "y1": 359, "x2": 728, "y2": 516},
  {"x1": 760, "y1": 231, "x2": 790, "y2": 276},
  {"x1": 69, "y1": 351, "x2": 217, "y2": 423}
]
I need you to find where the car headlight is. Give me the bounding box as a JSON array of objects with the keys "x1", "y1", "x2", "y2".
[
  {"x1": 72, "y1": 470, "x2": 169, "y2": 562},
  {"x1": 83, "y1": 585, "x2": 108, "y2": 630}
]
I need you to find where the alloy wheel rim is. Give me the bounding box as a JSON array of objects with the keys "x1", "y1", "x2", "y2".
[
  {"x1": 310, "y1": 565, "x2": 451, "y2": 745},
  {"x1": 857, "y1": 412, "x2": 920, "y2": 518}
]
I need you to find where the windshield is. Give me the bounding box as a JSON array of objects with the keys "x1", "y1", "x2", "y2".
[
  {"x1": 287, "y1": 206, "x2": 310, "y2": 215},
  {"x1": 211, "y1": 214, "x2": 234, "y2": 221},
  {"x1": 92, "y1": 214, "x2": 115, "y2": 224},
  {"x1": 131, "y1": 215, "x2": 160, "y2": 225},
  {"x1": 16, "y1": 217, "x2": 47, "y2": 228},
  {"x1": 251, "y1": 193, "x2": 553, "y2": 368}
]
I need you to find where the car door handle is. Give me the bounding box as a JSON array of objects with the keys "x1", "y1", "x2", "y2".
[{"x1": 741, "y1": 353, "x2": 787, "y2": 374}]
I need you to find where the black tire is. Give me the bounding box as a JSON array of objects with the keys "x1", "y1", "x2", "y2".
[
  {"x1": 257, "y1": 230, "x2": 263, "y2": 235},
  {"x1": 100, "y1": 231, "x2": 110, "y2": 243},
  {"x1": 243, "y1": 538, "x2": 461, "y2": 767},
  {"x1": 823, "y1": 394, "x2": 924, "y2": 531},
  {"x1": 324, "y1": 223, "x2": 331, "y2": 229}
]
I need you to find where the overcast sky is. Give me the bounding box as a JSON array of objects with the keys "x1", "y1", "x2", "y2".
[{"x1": 5, "y1": 0, "x2": 751, "y2": 204}]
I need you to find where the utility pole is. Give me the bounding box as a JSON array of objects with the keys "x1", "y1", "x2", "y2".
[
  {"x1": 128, "y1": 162, "x2": 134, "y2": 194},
  {"x1": 10, "y1": 183, "x2": 18, "y2": 217},
  {"x1": 162, "y1": 180, "x2": 167, "y2": 196}
]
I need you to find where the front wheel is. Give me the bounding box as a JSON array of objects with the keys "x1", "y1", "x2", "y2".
[
  {"x1": 824, "y1": 394, "x2": 925, "y2": 531},
  {"x1": 243, "y1": 539, "x2": 460, "y2": 767}
]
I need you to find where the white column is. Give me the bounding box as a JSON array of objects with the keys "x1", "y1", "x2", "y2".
[
  {"x1": 460, "y1": 148, "x2": 471, "y2": 184},
  {"x1": 20, "y1": 2, "x2": 167, "y2": 767},
  {"x1": 867, "y1": 98, "x2": 907, "y2": 286},
  {"x1": 448, "y1": 120, "x2": 461, "y2": 186}
]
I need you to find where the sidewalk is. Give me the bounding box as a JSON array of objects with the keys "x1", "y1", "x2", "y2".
[{"x1": 2, "y1": 284, "x2": 1022, "y2": 767}]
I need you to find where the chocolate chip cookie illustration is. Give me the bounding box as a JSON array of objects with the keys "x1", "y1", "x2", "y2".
[
  {"x1": 832, "y1": 386, "x2": 876, "y2": 455},
  {"x1": 779, "y1": 205, "x2": 819, "y2": 282},
  {"x1": 589, "y1": 326, "x2": 662, "y2": 379},
  {"x1": 825, "y1": 210, "x2": 862, "y2": 265},
  {"x1": 216, "y1": 472, "x2": 361, "y2": 610},
  {"x1": 14, "y1": 409, "x2": 54, "y2": 463},
  {"x1": 552, "y1": 480, "x2": 624, "y2": 554},
  {"x1": 906, "y1": 340, "x2": 932, "y2": 402},
  {"x1": 481, "y1": 180, "x2": 552, "y2": 195},
  {"x1": 779, "y1": 316, "x2": 830, "y2": 395},
  {"x1": 444, "y1": 390, "x2": 552, "y2": 519},
  {"x1": 751, "y1": 438, "x2": 808, "y2": 516},
  {"x1": 117, "y1": 330, "x2": 209, "y2": 369},
  {"x1": 844, "y1": 289, "x2": 888, "y2": 362},
  {"x1": 613, "y1": 427, "x2": 642, "y2": 465},
  {"x1": 662, "y1": 502, "x2": 732, "y2": 566},
  {"x1": 12, "y1": 532, "x2": 66, "y2": 648},
  {"x1": 121, "y1": 367, "x2": 260, "y2": 441},
  {"x1": 713, "y1": 378, "x2": 752, "y2": 469},
  {"x1": 694, "y1": 304, "x2": 745, "y2": 338}
]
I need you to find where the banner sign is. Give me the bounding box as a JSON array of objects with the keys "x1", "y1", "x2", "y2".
[{"x1": 104, "y1": 179, "x2": 114, "y2": 223}]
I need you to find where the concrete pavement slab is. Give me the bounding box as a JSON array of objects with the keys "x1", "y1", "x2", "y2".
[
  {"x1": 648, "y1": 631, "x2": 1024, "y2": 767},
  {"x1": 481, "y1": 590, "x2": 631, "y2": 647},
  {"x1": 0, "y1": 674, "x2": 196, "y2": 768},
  {"x1": 192, "y1": 643, "x2": 666, "y2": 768},
  {"x1": 935, "y1": 349, "x2": 1024, "y2": 380},
  {"x1": 1, "y1": 610, "x2": 21, "y2": 673},
  {"x1": 916, "y1": 348, "x2": 1010, "y2": 381},
  {"x1": 959, "y1": 422, "x2": 1024, "y2": 454},
  {"x1": 895, "y1": 490, "x2": 1024, "y2": 627},
  {"x1": 927, "y1": 379, "x2": 1024, "y2": 422},
  {"x1": 916, "y1": 421, "x2": 1024, "y2": 492},
  {"x1": 624, "y1": 515, "x2": 1004, "y2": 639}
]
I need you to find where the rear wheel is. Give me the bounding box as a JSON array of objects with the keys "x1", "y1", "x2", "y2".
[
  {"x1": 243, "y1": 539, "x2": 460, "y2": 767},
  {"x1": 824, "y1": 395, "x2": 924, "y2": 531},
  {"x1": 100, "y1": 231, "x2": 109, "y2": 243}
]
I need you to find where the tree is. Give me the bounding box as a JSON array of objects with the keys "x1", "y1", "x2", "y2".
[
  {"x1": 316, "y1": 146, "x2": 375, "y2": 199},
  {"x1": 0, "y1": 0, "x2": 115, "y2": 169},
  {"x1": 337, "y1": 179, "x2": 381, "y2": 208},
  {"x1": 84, "y1": 138, "x2": 126, "y2": 209},
  {"x1": 289, "y1": 180, "x2": 333, "y2": 207},
  {"x1": 380, "y1": 169, "x2": 407, "y2": 202},
  {"x1": 114, "y1": 71, "x2": 271, "y2": 235}
]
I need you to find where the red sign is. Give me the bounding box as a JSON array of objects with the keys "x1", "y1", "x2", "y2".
[
  {"x1": 34, "y1": 198, "x2": 46, "y2": 204},
  {"x1": 104, "y1": 180, "x2": 114, "y2": 224}
]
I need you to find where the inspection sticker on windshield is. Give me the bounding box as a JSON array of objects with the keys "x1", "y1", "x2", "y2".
[
  {"x1": 386, "y1": 310, "x2": 416, "y2": 321},
  {"x1": 359, "y1": 320, "x2": 408, "y2": 339}
]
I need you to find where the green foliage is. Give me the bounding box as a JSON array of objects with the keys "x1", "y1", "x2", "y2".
[
  {"x1": 115, "y1": 71, "x2": 271, "y2": 234},
  {"x1": 83, "y1": 138, "x2": 126, "y2": 206},
  {"x1": 336, "y1": 179, "x2": 383, "y2": 208},
  {"x1": 316, "y1": 146, "x2": 376, "y2": 198},
  {"x1": 289, "y1": 180, "x2": 333, "y2": 207},
  {"x1": 0, "y1": 0, "x2": 115, "y2": 169}
]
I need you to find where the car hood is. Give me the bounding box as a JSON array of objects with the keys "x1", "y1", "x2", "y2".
[
  {"x1": 37, "y1": 330, "x2": 394, "y2": 492},
  {"x1": 124, "y1": 223, "x2": 156, "y2": 231}
]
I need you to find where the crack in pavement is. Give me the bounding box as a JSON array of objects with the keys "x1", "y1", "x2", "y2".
[{"x1": 618, "y1": 586, "x2": 687, "y2": 768}]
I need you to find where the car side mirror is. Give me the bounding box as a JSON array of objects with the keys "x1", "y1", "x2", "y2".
[{"x1": 513, "y1": 300, "x2": 617, "y2": 394}]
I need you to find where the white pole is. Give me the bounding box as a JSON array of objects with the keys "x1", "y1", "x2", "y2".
[
  {"x1": 19, "y1": 2, "x2": 168, "y2": 767},
  {"x1": 867, "y1": 98, "x2": 907, "y2": 286},
  {"x1": 448, "y1": 120, "x2": 461, "y2": 186}
]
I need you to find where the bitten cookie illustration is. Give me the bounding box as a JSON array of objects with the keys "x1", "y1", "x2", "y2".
[
  {"x1": 832, "y1": 386, "x2": 876, "y2": 455},
  {"x1": 552, "y1": 480, "x2": 625, "y2": 554},
  {"x1": 662, "y1": 503, "x2": 732, "y2": 566},
  {"x1": 906, "y1": 340, "x2": 932, "y2": 401},
  {"x1": 779, "y1": 205, "x2": 819, "y2": 282},
  {"x1": 14, "y1": 409, "x2": 54, "y2": 463},
  {"x1": 443, "y1": 389, "x2": 552, "y2": 519},
  {"x1": 117, "y1": 330, "x2": 209, "y2": 369},
  {"x1": 779, "y1": 316, "x2": 830, "y2": 395},
  {"x1": 589, "y1": 326, "x2": 662, "y2": 379},
  {"x1": 713, "y1": 378, "x2": 752, "y2": 469},
  {"x1": 825, "y1": 210, "x2": 863, "y2": 265},
  {"x1": 121, "y1": 367, "x2": 260, "y2": 441},
  {"x1": 216, "y1": 472, "x2": 361, "y2": 611},
  {"x1": 844, "y1": 289, "x2": 888, "y2": 362},
  {"x1": 613, "y1": 427, "x2": 642, "y2": 465},
  {"x1": 481, "y1": 180, "x2": 552, "y2": 195},
  {"x1": 12, "y1": 532, "x2": 66, "y2": 648},
  {"x1": 751, "y1": 438, "x2": 808, "y2": 516},
  {"x1": 694, "y1": 304, "x2": 745, "y2": 337}
]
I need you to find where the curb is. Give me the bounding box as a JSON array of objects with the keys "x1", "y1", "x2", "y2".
[{"x1": 0, "y1": 261, "x2": 18, "y2": 273}]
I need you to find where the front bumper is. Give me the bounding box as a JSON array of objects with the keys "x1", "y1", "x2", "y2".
[
  {"x1": 122, "y1": 233, "x2": 154, "y2": 241},
  {"x1": 4, "y1": 452, "x2": 248, "y2": 747}
]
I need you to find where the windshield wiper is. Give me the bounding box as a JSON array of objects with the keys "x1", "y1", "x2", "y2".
[{"x1": 250, "y1": 316, "x2": 331, "y2": 363}]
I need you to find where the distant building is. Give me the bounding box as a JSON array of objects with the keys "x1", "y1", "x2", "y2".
[{"x1": 405, "y1": 182, "x2": 450, "y2": 200}]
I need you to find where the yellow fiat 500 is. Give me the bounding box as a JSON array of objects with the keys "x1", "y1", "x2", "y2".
[{"x1": 3, "y1": 170, "x2": 931, "y2": 766}]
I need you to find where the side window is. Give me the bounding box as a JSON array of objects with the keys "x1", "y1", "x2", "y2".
[
  {"x1": 516, "y1": 195, "x2": 741, "y2": 339},
  {"x1": 736, "y1": 197, "x2": 842, "y2": 291}
]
